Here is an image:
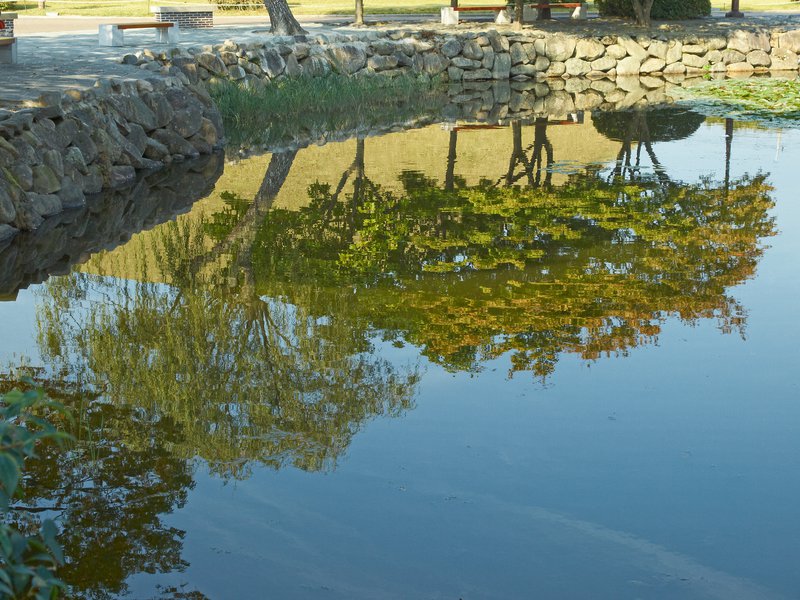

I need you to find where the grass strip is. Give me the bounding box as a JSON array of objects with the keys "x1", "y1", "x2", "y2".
[{"x1": 208, "y1": 73, "x2": 446, "y2": 148}]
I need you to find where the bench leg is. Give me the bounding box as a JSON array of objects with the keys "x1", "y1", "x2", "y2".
[
  {"x1": 571, "y1": 3, "x2": 587, "y2": 18},
  {"x1": 156, "y1": 24, "x2": 179, "y2": 44},
  {"x1": 441, "y1": 6, "x2": 459, "y2": 24},
  {"x1": 0, "y1": 41, "x2": 16, "y2": 65},
  {"x1": 98, "y1": 24, "x2": 123, "y2": 46},
  {"x1": 494, "y1": 8, "x2": 511, "y2": 23}
]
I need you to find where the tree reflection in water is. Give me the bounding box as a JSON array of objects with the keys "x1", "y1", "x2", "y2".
[{"x1": 22, "y1": 108, "x2": 776, "y2": 596}]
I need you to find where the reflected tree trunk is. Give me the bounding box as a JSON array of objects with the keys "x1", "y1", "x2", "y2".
[
  {"x1": 724, "y1": 117, "x2": 734, "y2": 195},
  {"x1": 263, "y1": 0, "x2": 308, "y2": 35},
  {"x1": 505, "y1": 120, "x2": 552, "y2": 187},
  {"x1": 445, "y1": 130, "x2": 458, "y2": 192},
  {"x1": 196, "y1": 150, "x2": 298, "y2": 275}
]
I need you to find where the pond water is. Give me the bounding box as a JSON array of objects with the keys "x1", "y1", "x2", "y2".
[{"x1": 1, "y1": 102, "x2": 799, "y2": 599}]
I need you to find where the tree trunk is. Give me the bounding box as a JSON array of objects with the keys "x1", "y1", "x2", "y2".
[
  {"x1": 513, "y1": 0, "x2": 524, "y2": 30},
  {"x1": 355, "y1": 0, "x2": 364, "y2": 25},
  {"x1": 631, "y1": 0, "x2": 654, "y2": 26},
  {"x1": 264, "y1": 0, "x2": 307, "y2": 36},
  {"x1": 537, "y1": 0, "x2": 551, "y2": 20}
]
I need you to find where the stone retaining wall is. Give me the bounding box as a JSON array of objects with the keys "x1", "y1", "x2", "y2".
[
  {"x1": 141, "y1": 27, "x2": 800, "y2": 89},
  {"x1": 0, "y1": 76, "x2": 223, "y2": 239}
]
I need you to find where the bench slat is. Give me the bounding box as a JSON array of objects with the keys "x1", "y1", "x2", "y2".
[
  {"x1": 116, "y1": 22, "x2": 173, "y2": 30},
  {"x1": 456, "y1": 6, "x2": 508, "y2": 10}
]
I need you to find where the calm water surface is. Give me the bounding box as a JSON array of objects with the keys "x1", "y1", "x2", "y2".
[{"x1": 1, "y1": 107, "x2": 799, "y2": 599}]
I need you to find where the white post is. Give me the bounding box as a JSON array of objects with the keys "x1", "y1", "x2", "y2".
[
  {"x1": 495, "y1": 8, "x2": 511, "y2": 23},
  {"x1": 441, "y1": 6, "x2": 459, "y2": 25},
  {"x1": 98, "y1": 24, "x2": 124, "y2": 46},
  {"x1": 572, "y1": 3, "x2": 587, "y2": 18}
]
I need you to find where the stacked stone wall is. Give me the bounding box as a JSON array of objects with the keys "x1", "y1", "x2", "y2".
[
  {"x1": 144, "y1": 27, "x2": 800, "y2": 90},
  {"x1": 0, "y1": 76, "x2": 223, "y2": 240}
]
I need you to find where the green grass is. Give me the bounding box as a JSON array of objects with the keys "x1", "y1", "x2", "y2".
[
  {"x1": 2, "y1": 0, "x2": 446, "y2": 16},
  {"x1": 681, "y1": 77, "x2": 800, "y2": 125},
  {"x1": 208, "y1": 73, "x2": 446, "y2": 148}
]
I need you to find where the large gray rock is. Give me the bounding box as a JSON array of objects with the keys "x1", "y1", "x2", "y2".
[
  {"x1": 481, "y1": 47, "x2": 495, "y2": 70},
  {"x1": 462, "y1": 68, "x2": 492, "y2": 81},
  {"x1": 606, "y1": 44, "x2": 627, "y2": 60},
  {"x1": 303, "y1": 56, "x2": 331, "y2": 77},
  {"x1": 574, "y1": 39, "x2": 604, "y2": 61},
  {"x1": 721, "y1": 48, "x2": 746, "y2": 64},
  {"x1": 682, "y1": 53, "x2": 708, "y2": 68},
  {"x1": 616, "y1": 55, "x2": 642, "y2": 76},
  {"x1": 462, "y1": 40, "x2": 484, "y2": 61},
  {"x1": 747, "y1": 49, "x2": 771, "y2": 67},
  {"x1": 545, "y1": 35, "x2": 576, "y2": 62},
  {"x1": 492, "y1": 52, "x2": 512, "y2": 79},
  {"x1": 591, "y1": 55, "x2": 616, "y2": 71},
  {"x1": 648, "y1": 40, "x2": 668, "y2": 60},
  {"x1": 452, "y1": 56, "x2": 482, "y2": 69},
  {"x1": 196, "y1": 52, "x2": 228, "y2": 77},
  {"x1": 327, "y1": 44, "x2": 367, "y2": 75},
  {"x1": 32, "y1": 165, "x2": 61, "y2": 195},
  {"x1": 665, "y1": 41, "x2": 682, "y2": 64},
  {"x1": 447, "y1": 66, "x2": 463, "y2": 82},
  {"x1": 262, "y1": 48, "x2": 286, "y2": 77},
  {"x1": 770, "y1": 47, "x2": 799, "y2": 71},
  {"x1": 778, "y1": 29, "x2": 800, "y2": 53},
  {"x1": 28, "y1": 193, "x2": 62, "y2": 218},
  {"x1": 368, "y1": 55, "x2": 399, "y2": 71},
  {"x1": 727, "y1": 30, "x2": 771, "y2": 54},
  {"x1": 423, "y1": 52, "x2": 450, "y2": 75},
  {"x1": 0, "y1": 182, "x2": 17, "y2": 224},
  {"x1": 617, "y1": 36, "x2": 647, "y2": 61},
  {"x1": 640, "y1": 57, "x2": 666, "y2": 73},
  {"x1": 441, "y1": 38, "x2": 462, "y2": 58},
  {"x1": 510, "y1": 42, "x2": 527, "y2": 65},
  {"x1": 488, "y1": 31, "x2": 509, "y2": 53},
  {"x1": 565, "y1": 57, "x2": 591, "y2": 76}
]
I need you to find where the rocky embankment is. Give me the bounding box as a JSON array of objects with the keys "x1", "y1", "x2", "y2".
[
  {"x1": 0, "y1": 75, "x2": 223, "y2": 241},
  {"x1": 143, "y1": 27, "x2": 800, "y2": 88}
]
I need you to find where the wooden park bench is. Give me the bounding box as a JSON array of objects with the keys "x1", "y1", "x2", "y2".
[
  {"x1": 442, "y1": 0, "x2": 512, "y2": 24},
  {"x1": 0, "y1": 37, "x2": 16, "y2": 64},
  {"x1": 525, "y1": 1, "x2": 587, "y2": 20},
  {"x1": 441, "y1": 0, "x2": 586, "y2": 23},
  {"x1": 98, "y1": 21, "x2": 179, "y2": 46}
]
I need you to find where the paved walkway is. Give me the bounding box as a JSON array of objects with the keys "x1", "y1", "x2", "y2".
[{"x1": 1, "y1": 15, "x2": 365, "y2": 104}]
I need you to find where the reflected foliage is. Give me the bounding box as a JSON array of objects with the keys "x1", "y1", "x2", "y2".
[
  {"x1": 37, "y1": 224, "x2": 419, "y2": 477},
  {"x1": 246, "y1": 116, "x2": 775, "y2": 378},
  {"x1": 0, "y1": 380, "x2": 199, "y2": 600}
]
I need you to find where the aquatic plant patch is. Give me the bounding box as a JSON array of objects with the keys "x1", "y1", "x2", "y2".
[{"x1": 679, "y1": 78, "x2": 800, "y2": 125}]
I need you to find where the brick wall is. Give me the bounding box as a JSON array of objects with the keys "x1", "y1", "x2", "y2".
[
  {"x1": 154, "y1": 10, "x2": 213, "y2": 29},
  {"x1": 0, "y1": 18, "x2": 15, "y2": 37}
]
